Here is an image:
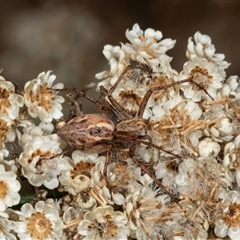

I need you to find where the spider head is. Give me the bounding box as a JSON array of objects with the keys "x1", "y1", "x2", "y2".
[{"x1": 116, "y1": 118, "x2": 147, "y2": 138}]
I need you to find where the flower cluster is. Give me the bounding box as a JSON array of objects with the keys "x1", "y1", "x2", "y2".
[{"x1": 0, "y1": 24, "x2": 240, "y2": 239}]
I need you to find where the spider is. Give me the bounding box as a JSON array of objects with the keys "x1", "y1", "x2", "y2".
[{"x1": 56, "y1": 65, "x2": 211, "y2": 203}]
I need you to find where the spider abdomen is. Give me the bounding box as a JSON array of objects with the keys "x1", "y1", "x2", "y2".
[{"x1": 58, "y1": 114, "x2": 115, "y2": 153}]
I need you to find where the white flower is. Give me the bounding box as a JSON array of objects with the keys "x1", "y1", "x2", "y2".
[
  {"x1": 197, "y1": 137, "x2": 221, "y2": 158},
  {"x1": 0, "y1": 145, "x2": 9, "y2": 161},
  {"x1": 0, "y1": 164, "x2": 20, "y2": 211},
  {"x1": 111, "y1": 79, "x2": 153, "y2": 117},
  {"x1": 0, "y1": 114, "x2": 17, "y2": 149},
  {"x1": 0, "y1": 153, "x2": 18, "y2": 174},
  {"x1": 71, "y1": 150, "x2": 104, "y2": 164},
  {"x1": 223, "y1": 135, "x2": 240, "y2": 187},
  {"x1": 209, "y1": 117, "x2": 235, "y2": 142},
  {"x1": 96, "y1": 44, "x2": 130, "y2": 89},
  {"x1": 77, "y1": 205, "x2": 130, "y2": 240},
  {"x1": 151, "y1": 98, "x2": 203, "y2": 155},
  {"x1": 90, "y1": 161, "x2": 125, "y2": 206},
  {"x1": 75, "y1": 192, "x2": 97, "y2": 210},
  {"x1": 19, "y1": 123, "x2": 57, "y2": 148},
  {"x1": 179, "y1": 57, "x2": 226, "y2": 101},
  {"x1": 0, "y1": 75, "x2": 24, "y2": 120},
  {"x1": 155, "y1": 158, "x2": 179, "y2": 191},
  {"x1": 59, "y1": 150, "x2": 101, "y2": 195},
  {"x1": 217, "y1": 75, "x2": 239, "y2": 98},
  {"x1": 91, "y1": 158, "x2": 155, "y2": 207},
  {"x1": 175, "y1": 158, "x2": 198, "y2": 191},
  {"x1": 24, "y1": 71, "x2": 64, "y2": 122},
  {"x1": 151, "y1": 92, "x2": 182, "y2": 122},
  {"x1": 0, "y1": 211, "x2": 17, "y2": 240},
  {"x1": 16, "y1": 200, "x2": 63, "y2": 240},
  {"x1": 19, "y1": 133, "x2": 70, "y2": 189},
  {"x1": 214, "y1": 191, "x2": 240, "y2": 240},
  {"x1": 170, "y1": 216, "x2": 208, "y2": 240},
  {"x1": 62, "y1": 205, "x2": 84, "y2": 226},
  {"x1": 175, "y1": 157, "x2": 227, "y2": 201},
  {"x1": 124, "y1": 184, "x2": 168, "y2": 239},
  {"x1": 95, "y1": 47, "x2": 134, "y2": 95},
  {"x1": 123, "y1": 23, "x2": 176, "y2": 72},
  {"x1": 62, "y1": 206, "x2": 84, "y2": 239},
  {"x1": 186, "y1": 31, "x2": 230, "y2": 69},
  {"x1": 226, "y1": 76, "x2": 239, "y2": 91}
]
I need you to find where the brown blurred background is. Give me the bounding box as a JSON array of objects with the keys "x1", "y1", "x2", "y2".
[{"x1": 0, "y1": 1, "x2": 240, "y2": 113}]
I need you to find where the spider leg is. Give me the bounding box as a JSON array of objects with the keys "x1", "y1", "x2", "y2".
[
  {"x1": 49, "y1": 84, "x2": 107, "y2": 113},
  {"x1": 108, "y1": 65, "x2": 134, "y2": 95},
  {"x1": 114, "y1": 132, "x2": 179, "y2": 158},
  {"x1": 98, "y1": 86, "x2": 125, "y2": 121},
  {"x1": 137, "y1": 78, "x2": 213, "y2": 118},
  {"x1": 62, "y1": 86, "x2": 116, "y2": 117},
  {"x1": 65, "y1": 92, "x2": 83, "y2": 119},
  {"x1": 107, "y1": 65, "x2": 136, "y2": 119},
  {"x1": 128, "y1": 144, "x2": 181, "y2": 206},
  {"x1": 39, "y1": 146, "x2": 77, "y2": 161},
  {"x1": 72, "y1": 87, "x2": 104, "y2": 109},
  {"x1": 106, "y1": 64, "x2": 153, "y2": 119},
  {"x1": 103, "y1": 145, "x2": 113, "y2": 177},
  {"x1": 72, "y1": 85, "x2": 125, "y2": 119},
  {"x1": 108, "y1": 65, "x2": 146, "y2": 97}
]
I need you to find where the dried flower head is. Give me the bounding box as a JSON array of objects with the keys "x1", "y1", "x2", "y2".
[
  {"x1": 24, "y1": 71, "x2": 64, "y2": 122},
  {"x1": 214, "y1": 191, "x2": 240, "y2": 240},
  {"x1": 19, "y1": 127, "x2": 70, "y2": 189},
  {"x1": 77, "y1": 205, "x2": 130, "y2": 239},
  {"x1": 16, "y1": 200, "x2": 63, "y2": 240},
  {"x1": 0, "y1": 75, "x2": 24, "y2": 120},
  {"x1": 0, "y1": 164, "x2": 20, "y2": 211}
]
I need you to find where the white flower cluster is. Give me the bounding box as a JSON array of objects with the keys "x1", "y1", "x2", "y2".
[
  {"x1": 0, "y1": 71, "x2": 67, "y2": 239},
  {"x1": 0, "y1": 24, "x2": 240, "y2": 239}
]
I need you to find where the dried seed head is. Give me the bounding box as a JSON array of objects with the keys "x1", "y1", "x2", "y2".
[{"x1": 58, "y1": 114, "x2": 115, "y2": 153}]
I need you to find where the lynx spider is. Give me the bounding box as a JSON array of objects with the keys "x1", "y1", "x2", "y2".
[{"x1": 57, "y1": 65, "x2": 210, "y2": 203}]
